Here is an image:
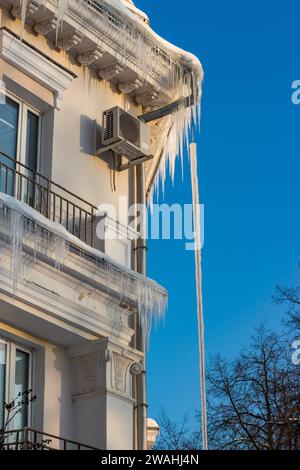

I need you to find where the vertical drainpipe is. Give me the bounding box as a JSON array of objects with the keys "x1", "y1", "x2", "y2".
[
  {"x1": 129, "y1": 165, "x2": 139, "y2": 450},
  {"x1": 136, "y1": 162, "x2": 147, "y2": 450}
]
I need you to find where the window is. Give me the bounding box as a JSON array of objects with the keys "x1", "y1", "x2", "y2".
[
  {"x1": 0, "y1": 342, "x2": 6, "y2": 429},
  {"x1": 0, "y1": 338, "x2": 32, "y2": 431},
  {"x1": 0, "y1": 92, "x2": 41, "y2": 204}
]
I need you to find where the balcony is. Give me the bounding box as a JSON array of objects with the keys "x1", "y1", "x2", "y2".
[
  {"x1": 0, "y1": 428, "x2": 101, "y2": 450},
  {"x1": 0, "y1": 150, "x2": 97, "y2": 248},
  {"x1": 0, "y1": 150, "x2": 167, "y2": 346}
]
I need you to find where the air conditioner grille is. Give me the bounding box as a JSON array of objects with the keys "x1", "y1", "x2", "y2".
[
  {"x1": 103, "y1": 110, "x2": 114, "y2": 141},
  {"x1": 119, "y1": 111, "x2": 140, "y2": 147},
  {"x1": 116, "y1": 141, "x2": 143, "y2": 160}
]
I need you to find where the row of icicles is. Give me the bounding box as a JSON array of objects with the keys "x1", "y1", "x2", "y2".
[
  {"x1": 0, "y1": 201, "x2": 167, "y2": 340},
  {"x1": 18, "y1": 0, "x2": 202, "y2": 202}
]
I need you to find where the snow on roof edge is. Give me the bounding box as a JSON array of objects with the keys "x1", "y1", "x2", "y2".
[{"x1": 105, "y1": 0, "x2": 204, "y2": 79}]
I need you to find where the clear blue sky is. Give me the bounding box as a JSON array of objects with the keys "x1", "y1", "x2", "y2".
[{"x1": 136, "y1": 0, "x2": 300, "y2": 423}]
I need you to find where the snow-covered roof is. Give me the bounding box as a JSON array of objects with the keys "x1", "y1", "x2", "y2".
[
  {"x1": 16, "y1": 0, "x2": 204, "y2": 199},
  {"x1": 120, "y1": 0, "x2": 150, "y2": 24},
  {"x1": 109, "y1": 0, "x2": 203, "y2": 77}
]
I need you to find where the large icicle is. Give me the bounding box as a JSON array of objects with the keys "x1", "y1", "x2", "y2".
[
  {"x1": 20, "y1": 0, "x2": 28, "y2": 28},
  {"x1": 56, "y1": 0, "x2": 69, "y2": 39},
  {"x1": 190, "y1": 142, "x2": 208, "y2": 450},
  {"x1": 9, "y1": 209, "x2": 24, "y2": 295},
  {"x1": 150, "y1": 68, "x2": 203, "y2": 204}
]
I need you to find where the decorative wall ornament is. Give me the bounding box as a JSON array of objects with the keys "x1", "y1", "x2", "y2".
[
  {"x1": 73, "y1": 351, "x2": 101, "y2": 393},
  {"x1": 57, "y1": 31, "x2": 83, "y2": 51},
  {"x1": 73, "y1": 347, "x2": 135, "y2": 396},
  {"x1": 11, "y1": 0, "x2": 40, "y2": 18},
  {"x1": 34, "y1": 17, "x2": 58, "y2": 36},
  {"x1": 118, "y1": 78, "x2": 144, "y2": 94},
  {"x1": 130, "y1": 362, "x2": 143, "y2": 376},
  {"x1": 98, "y1": 63, "x2": 124, "y2": 81},
  {"x1": 107, "y1": 305, "x2": 125, "y2": 340},
  {"x1": 112, "y1": 351, "x2": 132, "y2": 394},
  {"x1": 77, "y1": 47, "x2": 103, "y2": 66},
  {"x1": 135, "y1": 89, "x2": 159, "y2": 106}
]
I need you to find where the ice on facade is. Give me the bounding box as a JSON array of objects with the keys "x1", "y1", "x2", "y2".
[
  {"x1": 0, "y1": 193, "x2": 167, "y2": 338},
  {"x1": 15, "y1": 0, "x2": 204, "y2": 340}
]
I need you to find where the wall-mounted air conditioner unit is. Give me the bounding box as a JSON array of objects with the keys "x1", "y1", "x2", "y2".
[{"x1": 97, "y1": 106, "x2": 152, "y2": 169}]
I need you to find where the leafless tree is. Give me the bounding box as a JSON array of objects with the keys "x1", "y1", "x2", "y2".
[
  {"x1": 0, "y1": 390, "x2": 37, "y2": 450},
  {"x1": 154, "y1": 326, "x2": 300, "y2": 450},
  {"x1": 274, "y1": 282, "x2": 300, "y2": 332},
  {"x1": 207, "y1": 326, "x2": 300, "y2": 450},
  {"x1": 155, "y1": 408, "x2": 201, "y2": 450}
]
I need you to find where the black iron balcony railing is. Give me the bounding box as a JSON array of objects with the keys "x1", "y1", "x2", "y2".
[
  {"x1": 0, "y1": 428, "x2": 100, "y2": 450},
  {"x1": 0, "y1": 151, "x2": 97, "y2": 247}
]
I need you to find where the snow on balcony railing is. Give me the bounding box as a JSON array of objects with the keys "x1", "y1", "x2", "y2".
[{"x1": 0, "y1": 192, "x2": 167, "y2": 338}]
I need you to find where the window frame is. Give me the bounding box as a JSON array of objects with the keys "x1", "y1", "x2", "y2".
[
  {"x1": 0, "y1": 336, "x2": 33, "y2": 431},
  {"x1": 1, "y1": 89, "x2": 42, "y2": 172},
  {"x1": 0, "y1": 337, "x2": 9, "y2": 430}
]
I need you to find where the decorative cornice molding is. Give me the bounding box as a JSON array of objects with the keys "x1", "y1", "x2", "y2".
[
  {"x1": 118, "y1": 77, "x2": 144, "y2": 95},
  {"x1": 57, "y1": 30, "x2": 83, "y2": 52},
  {"x1": 33, "y1": 17, "x2": 57, "y2": 36},
  {"x1": 135, "y1": 89, "x2": 160, "y2": 107},
  {"x1": 98, "y1": 63, "x2": 124, "y2": 81},
  {"x1": 77, "y1": 47, "x2": 103, "y2": 66},
  {"x1": 0, "y1": 248, "x2": 134, "y2": 346},
  {"x1": 11, "y1": 0, "x2": 41, "y2": 18},
  {"x1": 0, "y1": 28, "x2": 75, "y2": 109}
]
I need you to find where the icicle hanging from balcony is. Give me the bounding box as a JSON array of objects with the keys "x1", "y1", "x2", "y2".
[
  {"x1": 0, "y1": 193, "x2": 167, "y2": 336},
  {"x1": 0, "y1": 198, "x2": 69, "y2": 294},
  {"x1": 9, "y1": 210, "x2": 24, "y2": 294},
  {"x1": 56, "y1": 0, "x2": 69, "y2": 38}
]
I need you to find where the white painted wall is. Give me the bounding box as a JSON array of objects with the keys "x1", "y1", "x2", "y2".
[
  {"x1": 106, "y1": 394, "x2": 134, "y2": 450},
  {"x1": 51, "y1": 69, "x2": 139, "y2": 223}
]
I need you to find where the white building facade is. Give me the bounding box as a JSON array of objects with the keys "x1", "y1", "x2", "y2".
[{"x1": 0, "y1": 0, "x2": 202, "y2": 450}]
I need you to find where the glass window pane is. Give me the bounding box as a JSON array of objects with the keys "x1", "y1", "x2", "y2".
[
  {"x1": 0, "y1": 96, "x2": 19, "y2": 196},
  {"x1": 25, "y1": 111, "x2": 39, "y2": 208},
  {"x1": 26, "y1": 111, "x2": 39, "y2": 172},
  {"x1": 14, "y1": 349, "x2": 30, "y2": 429},
  {"x1": 0, "y1": 96, "x2": 19, "y2": 159},
  {"x1": 0, "y1": 343, "x2": 6, "y2": 430}
]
